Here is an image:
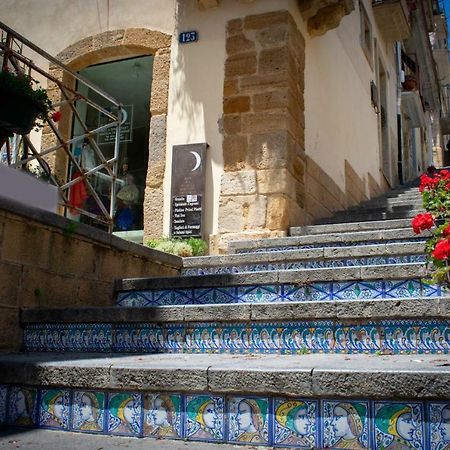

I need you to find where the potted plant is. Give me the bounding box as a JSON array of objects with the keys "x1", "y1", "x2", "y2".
[
  {"x1": 0, "y1": 68, "x2": 53, "y2": 136},
  {"x1": 411, "y1": 167, "x2": 450, "y2": 287},
  {"x1": 402, "y1": 74, "x2": 418, "y2": 92}
]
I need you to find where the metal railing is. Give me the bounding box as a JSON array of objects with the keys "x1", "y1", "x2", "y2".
[{"x1": 0, "y1": 20, "x2": 123, "y2": 232}]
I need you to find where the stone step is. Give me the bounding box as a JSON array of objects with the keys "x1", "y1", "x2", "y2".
[
  {"x1": 228, "y1": 228, "x2": 424, "y2": 254},
  {"x1": 22, "y1": 297, "x2": 449, "y2": 355},
  {"x1": 315, "y1": 208, "x2": 422, "y2": 224},
  {"x1": 290, "y1": 217, "x2": 416, "y2": 236},
  {"x1": 115, "y1": 264, "x2": 431, "y2": 307},
  {"x1": 0, "y1": 353, "x2": 447, "y2": 447},
  {"x1": 347, "y1": 199, "x2": 422, "y2": 212},
  {"x1": 182, "y1": 242, "x2": 426, "y2": 276}
]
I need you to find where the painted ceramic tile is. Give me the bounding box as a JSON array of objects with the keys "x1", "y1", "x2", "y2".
[
  {"x1": 417, "y1": 323, "x2": 449, "y2": 353},
  {"x1": 116, "y1": 291, "x2": 151, "y2": 307},
  {"x1": 281, "y1": 285, "x2": 307, "y2": 302},
  {"x1": 307, "y1": 283, "x2": 331, "y2": 301},
  {"x1": 374, "y1": 401, "x2": 424, "y2": 449},
  {"x1": 173, "y1": 289, "x2": 195, "y2": 305},
  {"x1": 381, "y1": 321, "x2": 418, "y2": 353},
  {"x1": 421, "y1": 281, "x2": 442, "y2": 297},
  {"x1": 0, "y1": 385, "x2": 6, "y2": 424},
  {"x1": 186, "y1": 324, "x2": 221, "y2": 353},
  {"x1": 195, "y1": 288, "x2": 216, "y2": 304},
  {"x1": 333, "y1": 281, "x2": 383, "y2": 300},
  {"x1": 39, "y1": 389, "x2": 71, "y2": 430},
  {"x1": 429, "y1": 402, "x2": 450, "y2": 450},
  {"x1": 107, "y1": 392, "x2": 142, "y2": 436},
  {"x1": 7, "y1": 387, "x2": 38, "y2": 427},
  {"x1": 165, "y1": 325, "x2": 185, "y2": 353},
  {"x1": 273, "y1": 398, "x2": 318, "y2": 448},
  {"x1": 250, "y1": 325, "x2": 281, "y2": 353},
  {"x1": 228, "y1": 396, "x2": 269, "y2": 445},
  {"x1": 343, "y1": 325, "x2": 382, "y2": 353},
  {"x1": 384, "y1": 280, "x2": 421, "y2": 298},
  {"x1": 185, "y1": 395, "x2": 224, "y2": 441},
  {"x1": 153, "y1": 290, "x2": 173, "y2": 306},
  {"x1": 237, "y1": 285, "x2": 279, "y2": 303},
  {"x1": 213, "y1": 287, "x2": 238, "y2": 305},
  {"x1": 322, "y1": 400, "x2": 370, "y2": 449},
  {"x1": 71, "y1": 390, "x2": 105, "y2": 433},
  {"x1": 221, "y1": 325, "x2": 249, "y2": 353},
  {"x1": 143, "y1": 394, "x2": 182, "y2": 439}
]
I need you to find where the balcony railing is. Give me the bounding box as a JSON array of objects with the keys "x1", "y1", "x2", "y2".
[{"x1": 0, "y1": 20, "x2": 123, "y2": 232}]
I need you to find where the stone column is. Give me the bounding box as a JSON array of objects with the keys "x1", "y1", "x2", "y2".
[{"x1": 215, "y1": 10, "x2": 306, "y2": 253}]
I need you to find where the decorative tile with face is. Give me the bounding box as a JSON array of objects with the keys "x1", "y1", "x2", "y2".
[
  {"x1": 228, "y1": 396, "x2": 269, "y2": 445},
  {"x1": 107, "y1": 392, "x2": 142, "y2": 436},
  {"x1": 273, "y1": 398, "x2": 318, "y2": 448},
  {"x1": 39, "y1": 389, "x2": 71, "y2": 430},
  {"x1": 374, "y1": 401, "x2": 425, "y2": 450},
  {"x1": 185, "y1": 395, "x2": 224, "y2": 442},
  {"x1": 0, "y1": 385, "x2": 7, "y2": 424},
  {"x1": 71, "y1": 390, "x2": 106, "y2": 433},
  {"x1": 7, "y1": 387, "x2": 38, "y2": 427},
  {"x1": 143, "y1": 394, "x2": 182, "y2": 439},
  {"x1": 321, "y1": 400, "x2": 370, "y2": 449},
  {"x1": 429, "y1": 402, "x2": 450, "y2": 450}
]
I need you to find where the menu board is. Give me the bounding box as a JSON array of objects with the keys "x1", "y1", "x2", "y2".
[{"x1": 170, "y1": 143, "x2": 207, "y2": 238}]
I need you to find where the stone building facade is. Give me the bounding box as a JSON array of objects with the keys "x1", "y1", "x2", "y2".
[{"x1": 1, "y1": 0, "x2": 445, "y2": 253}]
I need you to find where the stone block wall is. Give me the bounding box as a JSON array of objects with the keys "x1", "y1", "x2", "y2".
[
  {"x1": 216, "y1": 10, "x2": 306, "y2": 253},
  {"x1": 0, "y1": 196, "x2": 181, "y2": 352}
]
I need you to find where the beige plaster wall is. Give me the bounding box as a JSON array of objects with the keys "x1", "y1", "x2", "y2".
[
  {"x1": 291, "y1": 0, "x2": 399, "y2": 194},
  {"x1": 165, "y1": 0, "x2": 291, "y2": 238}
]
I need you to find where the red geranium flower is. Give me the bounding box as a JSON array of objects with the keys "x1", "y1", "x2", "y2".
[
  {"x1": 442, "y1": 224, "x2": 450, "y2": 238},
  {"x1": 432, "y1": 239, "x2": 450, "y2": 260},
  {"x1": 411, "y1": 213, "x2": 434, "y2": 234},
  {"x1": 51, "y1": 111, "x2": 62, "y2": 122},
  {"x1": 419, "y1": 174, "x2": 439, "y2": 192}
]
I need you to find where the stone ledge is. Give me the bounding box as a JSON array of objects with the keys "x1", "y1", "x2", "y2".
[
  {"x1": 228, "y1": 228, "x2": 422, "y2": 252},
  {"x1": 182, "y1": 242, "x2": 424, "y2": 270},
  {"x1": 0, "y1": 195, "x2": 182, "y2": 270},
  {"x1": 20, "y1": 297, "x2": 450, "y2": 324},
  {"x1": 115, "y1": 263, "x2": 428, "y2": 291},
  {"x1": 0, "y1": 352, "x2": 448, "y2": 399},
  {"x1": 289, "y1": 218, "x2": 415, "y2": 236}
]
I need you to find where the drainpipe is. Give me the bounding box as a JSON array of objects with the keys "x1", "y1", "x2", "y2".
[{"x1": 396, "y1": 42, "x2": 404, "y2": 184}]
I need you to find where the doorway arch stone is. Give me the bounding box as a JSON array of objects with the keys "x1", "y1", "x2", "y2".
[{"x1": 45, "y1": 28, "x2": 171, "y2": 237}]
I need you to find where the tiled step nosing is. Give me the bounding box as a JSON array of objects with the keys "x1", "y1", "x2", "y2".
[
  {"x1": 228, "y1": 228, "x2": 423, "y2": 253},
  {"x1": 182, "y1": 242, "x2": 425, "y2": 274},
  {"x1": 191, "y1": 241, "x2": 426, "y2": 264},
  {"x1": 0, "y1": 353, "x2": 447, "y2": 400},
  {"x1": 21, "y1": 297, "x2": 450, "y2": 325},
  {"x1": 289, "y1": 218, "x2": 415, "y2": 236},
  {"x1": 116, "y1": 263, "x2": 428, "y2": 292}
]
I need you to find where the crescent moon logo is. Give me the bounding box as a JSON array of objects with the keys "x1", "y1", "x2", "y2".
[
  {"x1": 190, "y1": 151, "x2": 201, "y2": 171},
  {"x1": 120, "y1": 108, "x2": 128, "y2": 125}
]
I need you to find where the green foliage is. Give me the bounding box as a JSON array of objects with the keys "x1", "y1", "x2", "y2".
[
  {"x1": 0, "y1": 70, "x2": 53, "y2": 127},
  {"x1": 146, "y1": 237, "x2": 208, "y2": 257}
]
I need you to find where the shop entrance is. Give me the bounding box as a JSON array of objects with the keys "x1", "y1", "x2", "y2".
[{"x1": 68, "y1": 55, "x2": 153, "y2": 234}]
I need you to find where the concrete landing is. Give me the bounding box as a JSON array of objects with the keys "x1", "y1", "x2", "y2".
[
  {"x1": 0, "y1": 428, "x2": 253, "y2": 449},
  {"x1": 1, "y1": 352, "x2": 448, "y2": 399}
]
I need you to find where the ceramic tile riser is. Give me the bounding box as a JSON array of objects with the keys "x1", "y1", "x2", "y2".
[{"x1": 1, "y1": 183, "x2": 449, "y2": 449}]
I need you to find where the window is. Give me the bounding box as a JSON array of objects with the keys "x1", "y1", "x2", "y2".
[{"x1": 360, "y1": 1, "x2": 373, "y2": 68}]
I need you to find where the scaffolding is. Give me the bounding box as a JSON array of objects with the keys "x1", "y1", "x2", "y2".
[{"x1": 0, "y1": 20, "x2": 122, "y2": 232}]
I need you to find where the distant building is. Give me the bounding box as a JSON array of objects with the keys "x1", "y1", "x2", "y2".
[{"x1": 1, "y1": 0, "x2": 447, "y2": 252}]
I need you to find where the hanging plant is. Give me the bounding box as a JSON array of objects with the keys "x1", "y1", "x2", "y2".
[{"x1": 0, "y1": 68, "x2": 53, "y2": 135}]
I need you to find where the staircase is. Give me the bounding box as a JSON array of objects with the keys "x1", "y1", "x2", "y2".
[{"x1": 0, "y1": 183, "x2": 449, "y2": 449}]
